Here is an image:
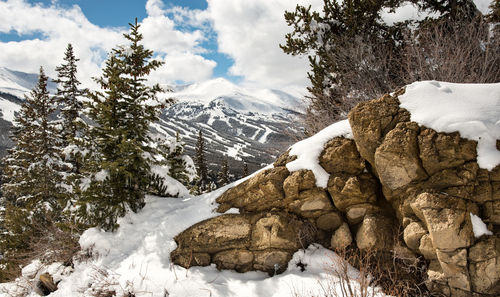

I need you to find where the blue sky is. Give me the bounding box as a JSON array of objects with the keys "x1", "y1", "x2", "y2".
[
  {"x1": 0, "y1": 0, "x2": 315, "y2": 95},
  {"x1": 1, "y1": 0, "x2": 235, "y2": 81}
]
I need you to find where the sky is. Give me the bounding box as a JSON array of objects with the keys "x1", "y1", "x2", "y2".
[
  {"x1": 0, "y1": 0, "x2": 325, "y2": 96},
  {"x1": 0, "y1": 0, "x2": 493, "y2": 97}
]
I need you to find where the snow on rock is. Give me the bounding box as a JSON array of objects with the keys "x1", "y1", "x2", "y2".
[
  {"x1": 399, "y1": 81, "x2": 500, "y2": 170},
  {"x1": 285, "y1": 119, "x2": 352, "y2": 188},
  {"x1": 470, "y1": 213, "x2": 493, "y2": 238}
]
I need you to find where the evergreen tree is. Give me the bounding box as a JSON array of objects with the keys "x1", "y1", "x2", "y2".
[
  {"x1": 167, "y1": 132, "x2": 194, "y2": 185},
  {"x1": 78, "y1": 20, "x2": 164, "y2": 231},
  {"x1": 489, "y1": 0, "x2": 500, "y2": 22},
  {"x1": 242, "y1": 161, "x2": 249, "y2": 177},
  {"x1": 217, "y1": 158, "x2": 229, "y2": 187},
  {"x1": 281, "y1": 0, "x2": 484, "y2": 131},
  {"x1": 148, "y1": 132, "x2": 196, "y2": 197},
  {"x1": 53, "y1": 43, "x2": 87, "y2": 212},
  {"x1": 194, "y1": 129, "x2": 209, "y2": 192},
  {"x1": 1, "y1": 67, "x2": 68, "y2": 271},
  {"x1": 54, "y1": 44, "x2": 86, "y2": 148}
]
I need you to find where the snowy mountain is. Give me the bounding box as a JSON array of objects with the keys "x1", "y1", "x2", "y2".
[
  {"x1": 156, "y1": 78, "x2": 304, "y2": 176},
  {"x1": 0, "y1": 68, "x2": 304, "y2": 174}
]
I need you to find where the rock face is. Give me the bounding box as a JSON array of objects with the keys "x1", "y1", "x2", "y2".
[
  {"x1": 349, "y1": 93, "x2": 499, "y2": 297},
  {"x1": 171, "y1": 90, "x2": 499, "y2": 297}
]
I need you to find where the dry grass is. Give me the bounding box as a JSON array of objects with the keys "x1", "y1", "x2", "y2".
[{"x1": 0, "y1": 219, "x2": 81, "y2": 282}]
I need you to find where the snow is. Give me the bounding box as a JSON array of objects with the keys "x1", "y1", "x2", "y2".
[
  {"x1": 168, "y1": 78, "x2": 302, "y2": 116},
  {"x1": 285, "y1": 120, "x2": 352, "y2": 188},
  {"x1": 21, "y1": 260, "x2": 42, "y2": 279},
  {"x1": 0, "y1": 66, "x2": 56, "y2": 98},
  {"x1": 150, "y1": 165, "x2": 191, "y2": 197},
  {"x1": 0, "y1": 97, "x2": 21, "y2": 122},
  {"x1": 94, "y1": 169, "x2": 109, "y2": 182},
  {"x1": 258, "y1": 126, "x2": 273, "y2": 143},
  {"x1": 380, "y1": 1, "x2": 492, "y2": 26},
  {"x1": 0, "y1": 178, "x2": 385, "y2": 297},
  {"x1": 399, "y1": 81, "x2": 500, "y2": 170},
  {"x1": 380, "y1": 2, "x2": 441, "y2": 26},
  {"x1": 474, "y1": 0, "x2": 494, "y2": 15},
  {"x1": 470, "y1": 213, "x2": 493, "y2": 238}
]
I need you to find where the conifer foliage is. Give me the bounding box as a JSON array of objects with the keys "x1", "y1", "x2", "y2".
[
  {"x1": 54, "y1": 44, "x2": 86, "y2": 149},
  {"x1": 281, "y1": 0, "x2": 497, "y2": 132},
  {"x1": 78, "y1": 20, "x2": 164, "y2": 231},
  {"x1": 193, "y1": 129, "x2": 209, "y2": 193},
  {"x1": 217, "y1": 158, "x2": 229, "y2": 187},
  {"x1": 242, "y1": 161, "x2": 249, "y2": 178},
  {"x1": 53, "y1": 43, "x2": 87, "y2": 207},
  {"x1": 1, "y1": 67, "x2": 69, "y2": 270},
  {"x1": 149, "y1": 132, "x2": 196, "y2": 197},
  {"x1": 166, "y1": 132, "x2": 196, "y2": 185}
]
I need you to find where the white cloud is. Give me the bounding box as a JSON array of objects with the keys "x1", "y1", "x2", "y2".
[
  {"x1": 0, "y1": 0, "x2": 124, "y2": 87},
  {"x1": 140, "y1": 14, "x2": 205, "y2": 55},
  {"x1": 150, "y1": 53, "x2": 216, "y2": 84},
  {"x1": 0, "y1": 0, "x2": 328, "y2": 96},
  {"x1": 206, "y1": 0, "x2": 323, "y2": 96},
  {"x1": 0, "y1": 0, "x2": 216, "y2": 88}
]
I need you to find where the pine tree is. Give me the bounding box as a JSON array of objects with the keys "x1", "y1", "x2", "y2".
[
  {"x1": 194, "y1": 129, "x2": 209, "y2": 192},
  {"x1": 217, "y1": 158, "x2": 229, "y2": 187},
  {"x1": 148, "y1": 132, "x2": 196, "y2": 197},
  {"x1": 489, "y1": 0, "x2": 500, "y2": 22},
  {"x1": 53, "y1": 43, "x2": 87, "y2": 212},
  {"x1": 1, "y1": 67, "x2": 68, "y2": 270},
  {"x1": 78, "y1": 20, "x2": 164, "y2": 231},
  {"x1": 242, "y1": 161, "x2": 249, "y2": 177},
  {"x1": 167, "y1": 132, "x2": 193, "y2": 185},
  {"x1": 281, "y1": 0, "x2": 483, "y2": 131}
]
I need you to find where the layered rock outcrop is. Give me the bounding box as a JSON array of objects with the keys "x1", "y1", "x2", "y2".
[{"x1": 171, "y1": 90, "x2": 499, "y2": 296}]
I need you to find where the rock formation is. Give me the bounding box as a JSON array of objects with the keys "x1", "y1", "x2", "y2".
[{"x1": 171, "y1": 90, "x2": 499, "y2": 296}]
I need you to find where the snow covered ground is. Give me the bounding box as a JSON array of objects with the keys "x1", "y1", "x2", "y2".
[{"x1": 0, "y1": 185, "x2": 381, "y2": 297}]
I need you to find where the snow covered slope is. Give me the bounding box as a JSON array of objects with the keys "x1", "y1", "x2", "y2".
[
  {"x1": 157, "y1": 78, "x2": 303, "y2": 175},
  {"x1": 0, "y1": 67, "x2": 56, "y2": 99},
  {"x1": 0, "y1": 68, "x2": 304, "y2": 170}
]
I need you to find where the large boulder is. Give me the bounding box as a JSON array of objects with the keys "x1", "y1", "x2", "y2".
[
  {"x1": 173, "y1": 214, "x2": 252, "y2": 254},
  {"x1": 327, "y1": 173, "x2": 378, "y2": 211},
  {"x1": 349, "y1": 92, "x2": 498, "y2": 296},
  {"x1": 216, "y1": 167, "x2": 289, "y2": 213},
  {"x1": 374, "y1": 122, "x2": 428, "y2": 194},
  {"x1": 347, "y1": 92, "x2": 410, "y2": 168},
  {"x1": 468, "y1": 237, "x2": 500, "y2": 295},
  {"x1": 171, "y1": 212, "x2": 314, "y2": 273},
  {"x1": 319, "y1": 137, "x2": 365, "y2": 175}
]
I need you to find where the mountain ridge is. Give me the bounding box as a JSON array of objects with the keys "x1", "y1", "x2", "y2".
[{"x1": 0, "y1": 67, "x2": 304, "y2": 178}]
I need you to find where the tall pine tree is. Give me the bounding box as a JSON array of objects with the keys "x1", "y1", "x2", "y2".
[
  {"x1": 53, "y1": 43, "x2": 87, "y2": 212},
  {"x1": 1, "y1": 67, "x2": 68, "y2": 273},
  {"x1": 242, "y1": 161, "x2": 249, "y2": 177},
  {"x1": 217, "y1": 158, "x2": 229, "y2": 187},
  {"x1": 194, "y1": 129, "x2": 209, "y2": 193},
  {"x1": 166, "y1": 132, "x2": 195, "y2": 185},
  {"x1": 78, "y1": 20, "x2": 164, "y2": 231}
]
